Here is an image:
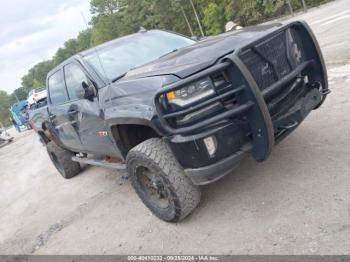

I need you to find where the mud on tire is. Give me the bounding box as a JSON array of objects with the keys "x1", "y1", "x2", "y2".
[
  {"x1": 126, "y1": 138, "x2": 201, "y2": 222},
  {"x1": 47, "y1": 141, "x2": 81, "y2": 179}
]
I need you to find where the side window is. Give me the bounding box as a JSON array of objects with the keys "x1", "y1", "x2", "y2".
[
  {"x1": 64, "y1": 63, "x2": 89, "y2": 100},
  {"x1": 48, "y1": 70, "x2": 68, "y2": 105}
]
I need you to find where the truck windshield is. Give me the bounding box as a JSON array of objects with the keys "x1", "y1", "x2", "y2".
[{"x1": 83, "y1": 30, "x2": 195, "y2": 82}]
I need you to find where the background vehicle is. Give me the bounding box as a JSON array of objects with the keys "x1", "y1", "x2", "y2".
[
  {"x1": 28, "y1": 98, "x2": 48, "y2": 131},
  {"x1": 9, "y1": 100, "x2": 30, "y2": 132},
  {"x1": 32, "y1": 21, "x2": 328, "y2": 222},
  {"x1": 0, "y1": 123, "x2": 13, "y2": 147},
  {"x1": 27, "y1": 87, "x2": 47, "y2": 105},
  {"x1": 0, "y1": 129, "x2": 13, "y2": 147}
]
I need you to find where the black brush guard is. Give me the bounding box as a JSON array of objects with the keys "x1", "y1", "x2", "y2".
[{"x1": 154, "y1": 21, "x2": 328, "y2": 163}]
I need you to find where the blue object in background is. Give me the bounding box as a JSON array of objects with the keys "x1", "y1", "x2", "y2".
[{"x1": 10, "y1": 100, "x2": 28, "y2": 127}]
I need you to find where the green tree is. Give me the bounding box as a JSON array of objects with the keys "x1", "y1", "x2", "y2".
[
  {"x1": 0, "y1": 91, "x2": 11, "y2": 126},
  {"x1": 236, "y1": 0, "x2": 263, "y2": 26},
  {"x1": 21, "y1": 60, "x2": 53, "y2": 92},
  {"x1": 90, "y1": 0, "x2": 129, "y2": 45},
  {"x1": 76, "y1": 29, "x2": 92, "y2": 52},
  {"x1": 10, "y1": 87, "x2": 28, "y2": 104},
  {"x1": 263, "y1": 0, "x2": 286, "y2": 18},
  {"x1": 90, "y1": 14, "x2": 120, "y2": 45},
  {"x1": 90, "y1": 0, "x2": 127, "y2": 15},
  {"x1": 202, "y1": 2, "x2": 226, "y2": 35}
]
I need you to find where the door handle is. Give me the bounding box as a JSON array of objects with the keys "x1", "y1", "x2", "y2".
[{"x1": 68, "y1": 110, "x2": 78, "y2": 115}]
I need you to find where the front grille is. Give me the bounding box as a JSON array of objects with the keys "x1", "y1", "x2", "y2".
[
  {"x1": 239, "y1": 49, "x2": 277, "y2": 90},
  {"x1": 239, "y1": 28, "x2": 305, "y2": 91},
  {"x1": 238, "y1": 27, "x2": 314, "y2": 121}
]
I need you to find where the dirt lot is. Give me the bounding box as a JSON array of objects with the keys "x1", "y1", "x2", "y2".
[{"x1": 1, "y1": 0, "x2": 350, "y2": 255}]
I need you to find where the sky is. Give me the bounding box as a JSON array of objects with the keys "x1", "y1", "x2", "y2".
[{"x1": 0, "y1": 0, "x2": 91, "y2": 94}]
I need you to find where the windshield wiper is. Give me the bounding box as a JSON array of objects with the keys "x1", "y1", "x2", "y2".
[
  {"x1": 111, "y1": 72, "x2": 127, "y2": 83},
  {"x1": 111, "y1": 66, "x2": 140, "y2": 83},
  {"x1": 159, "y1": 49, "x2": 178, "y2": 59}
]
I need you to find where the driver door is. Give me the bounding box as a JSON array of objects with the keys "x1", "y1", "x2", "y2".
[
  {"x1": 47, "y1": 69, "x2": 84, "y2": 151},
  {"x1": 63, "y1": 62, "x2": 118, "y2": 156}
]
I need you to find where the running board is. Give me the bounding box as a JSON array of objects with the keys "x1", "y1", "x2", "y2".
[{"x1": 72, "y1": 156, "x2": 126, "y2": 171}]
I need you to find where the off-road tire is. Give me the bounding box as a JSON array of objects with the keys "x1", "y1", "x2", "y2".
[
  {"x1": 46, "y1": 141, "x2": 81, "y2": 179},
  {"x1": 126, "y1": 138, "x2": 201, "y2": 222}
]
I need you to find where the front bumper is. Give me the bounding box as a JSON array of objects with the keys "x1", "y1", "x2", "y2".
[
  {"x1": 185, "y1": 144, "x2": 251, "y2": 185},
  {"x1": 156, "y1": 21, "x2": 328, "y2": 185},
  {"x1": 180, "y1": 86, "x2": 321, "y2": 185}
]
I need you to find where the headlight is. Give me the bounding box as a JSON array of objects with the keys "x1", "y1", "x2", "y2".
[{"x1": 166, "y1": 77, "x2": 215, "y2": 107}]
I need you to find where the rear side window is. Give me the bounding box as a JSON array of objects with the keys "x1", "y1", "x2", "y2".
[
  {"x1": 64, "y1": 63, "x2": 89, "y2": 100},
  {"x1": 48, "y1": 70, "x2": 68, "y2": 105}
]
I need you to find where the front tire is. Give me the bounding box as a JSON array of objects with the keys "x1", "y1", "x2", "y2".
[
  {"x1": 47, "y1": 141, "x2": 81, "y2": 179},
  {"x1": 126, "y1": 138, "x2": 201, "y2": 222}
]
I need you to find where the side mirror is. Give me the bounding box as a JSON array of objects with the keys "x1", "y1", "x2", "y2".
[{"x1": 76, "y1": 81, "x2": 97, "y2": 100}]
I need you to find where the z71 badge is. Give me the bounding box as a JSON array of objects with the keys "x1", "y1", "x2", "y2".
[{"x1": 98, "y1": 131, "x2": 108, "y2": 137}]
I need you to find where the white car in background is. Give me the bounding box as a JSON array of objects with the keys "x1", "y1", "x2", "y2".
[
  {"x1": 27, "y1": 87, "x2": 47, "y2": 105},
  {"x1": 0, "y1": 128, "x2": 13, "y2": 146}
]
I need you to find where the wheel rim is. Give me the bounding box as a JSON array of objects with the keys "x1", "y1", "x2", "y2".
[
  {"x1": 49, "y1": 152, "x2": 64, "y2": 174},
  {"x1": 135, "y1": 166, "x2": 170, "y2": 209}
]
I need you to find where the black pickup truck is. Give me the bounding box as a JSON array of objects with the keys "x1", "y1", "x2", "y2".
[{"x1": 34, "y1": 21, "x2": 328, "y2": 222}]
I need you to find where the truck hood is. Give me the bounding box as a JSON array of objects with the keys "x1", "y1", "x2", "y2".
[
  {"x1": 124, "y1": 23, "x2": 282, "y2": 80},
  {"x1": 125, "y1": 37, "x2": 230, "y2": 79}
]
